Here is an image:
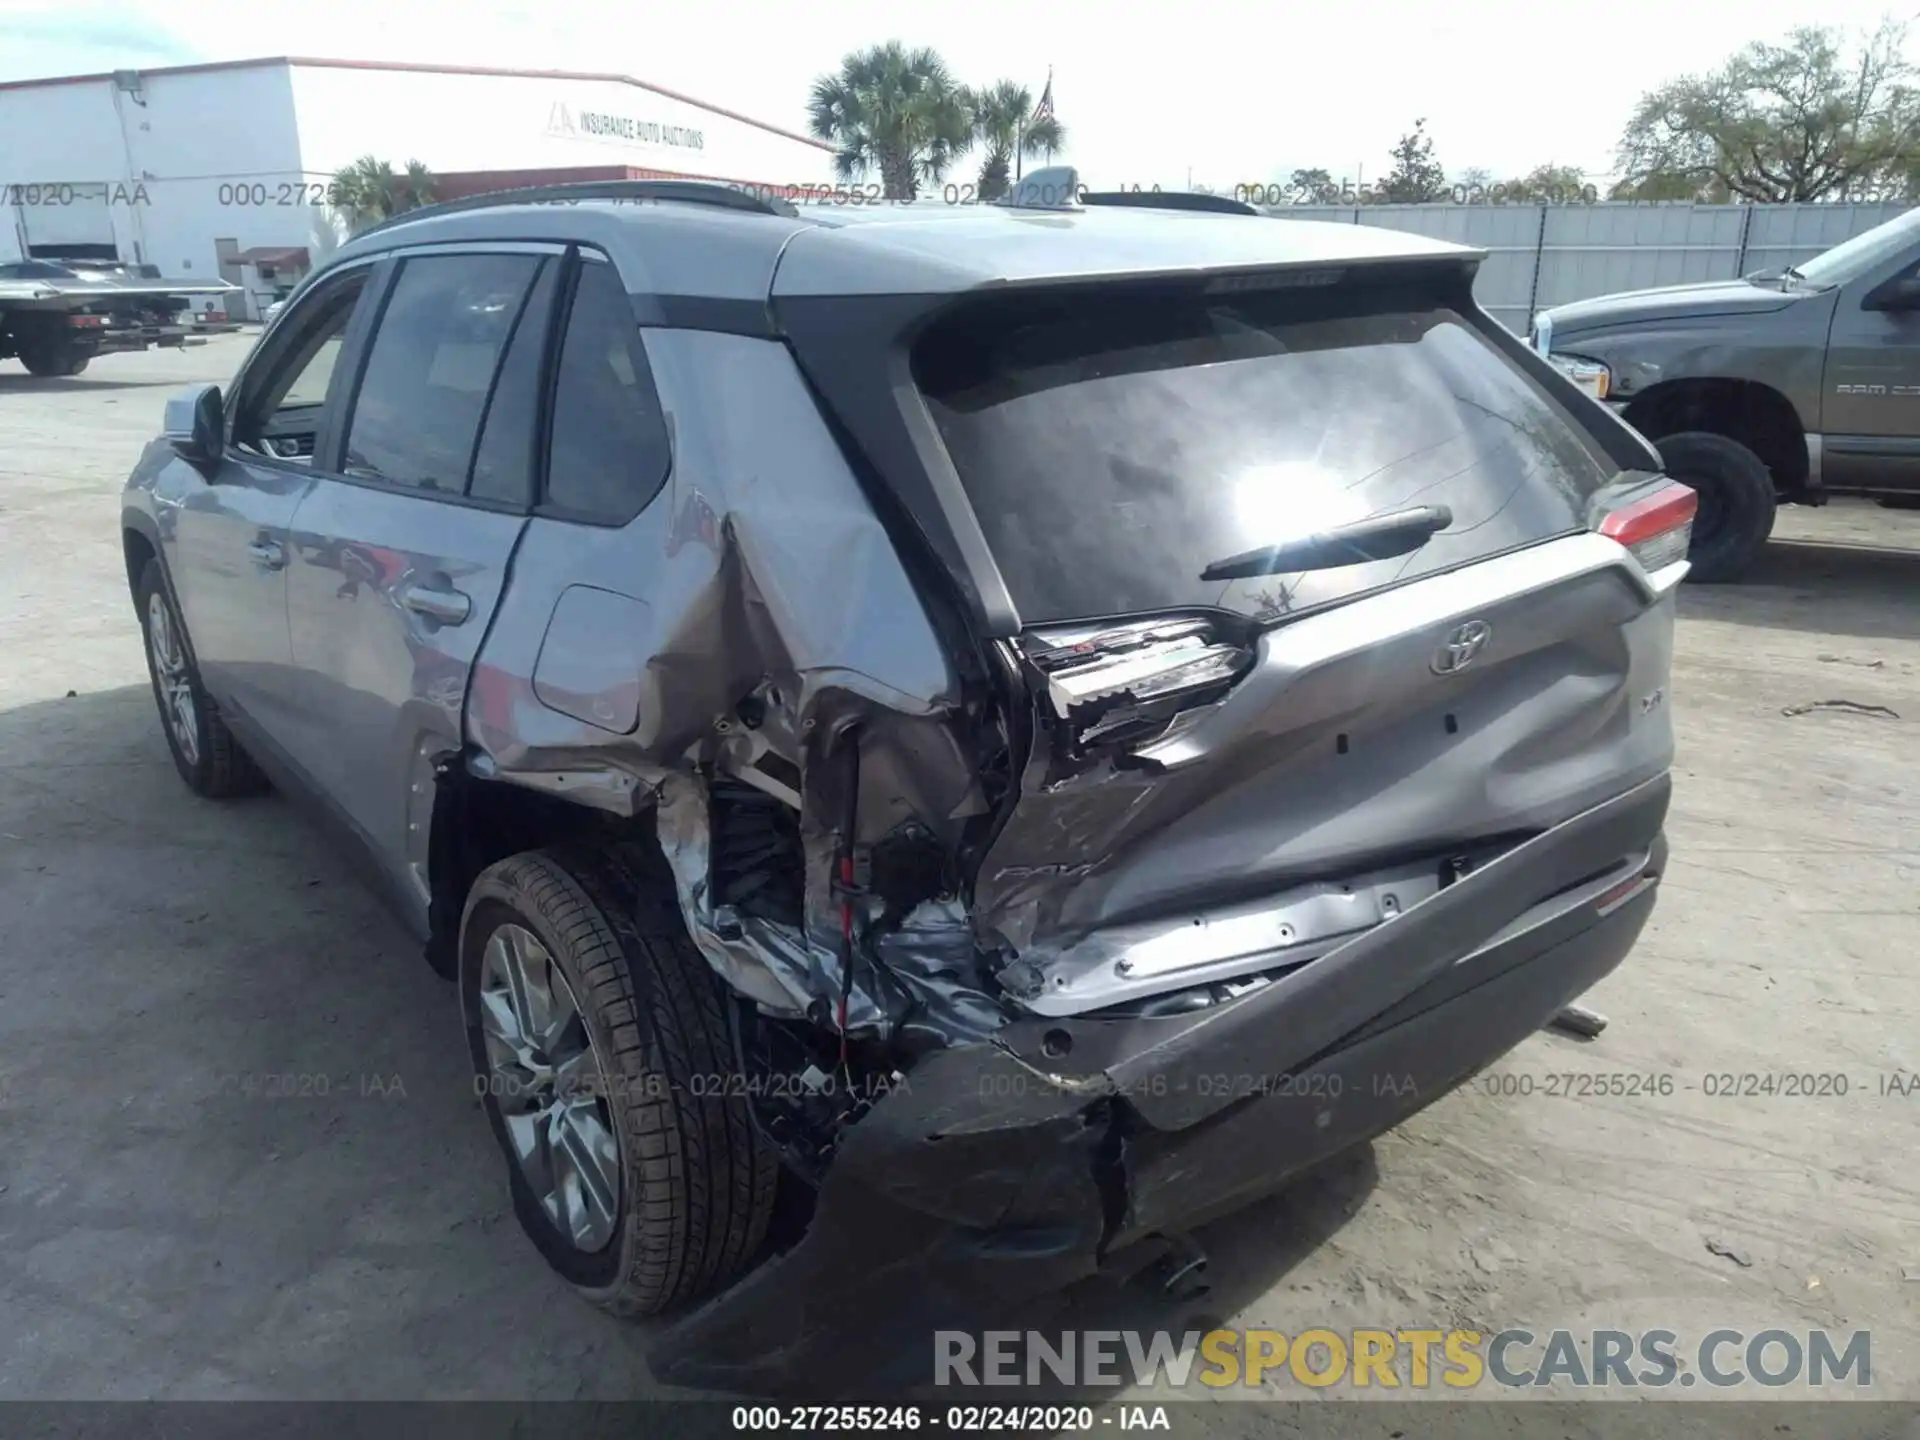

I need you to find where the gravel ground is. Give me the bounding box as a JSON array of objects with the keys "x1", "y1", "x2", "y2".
[{"x1": 1, "y1": 339, "x2": 1916, "y2": 1430}]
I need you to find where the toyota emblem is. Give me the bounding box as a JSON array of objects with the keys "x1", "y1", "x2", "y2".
[{"x1": 1431, "y1": 620, "x2": 1492, "y2": 675}]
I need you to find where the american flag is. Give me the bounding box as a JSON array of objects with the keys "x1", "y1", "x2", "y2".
[{"x1": 1031, "y1": 71, "x2": 1054, "y2": 124}]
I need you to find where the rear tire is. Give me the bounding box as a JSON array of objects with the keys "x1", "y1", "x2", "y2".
[
  {"x1": 135, "y1": 558, "x2": 270, "y2": 798},
  {"x1": 19, "y1": 342, "x2": 89, "y2": 377},
  {"x1": 1654, "y1": 431, "x2": 1776, "y2": 583},
  {"x1": 460, "y1": 843, "x2": 779, "y2": 1316}
]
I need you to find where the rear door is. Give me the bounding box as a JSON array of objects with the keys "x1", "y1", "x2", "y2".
[{"x1": 280, "y1": 245, "x2": 560, "y2": 918}]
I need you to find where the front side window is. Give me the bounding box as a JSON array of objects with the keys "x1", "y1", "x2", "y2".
[
  {"x1": 343, "y1": 253, "x2": 543, "y2": 493},
  {"x1": 231, "y1": 270, "x2": 369, "y2": 461}
]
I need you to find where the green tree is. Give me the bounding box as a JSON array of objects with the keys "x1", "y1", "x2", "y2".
[
  {"x1": 1288, "y1": 167, "x2": 1334, "y2": 203},
  {"x1": 962, "y1": 80, "x2": 1066, "y2": 201},
  {"x1": 1503, "y1": 163, "x2": 1592, "y2": 202},
  {"x1": 1610, "y1": 172, "x2": 1731, "y2": 202},
  {"x1": 1378, "y1": 119, "x2": 1447, "y2": 202},
  {"x1": 329, "y1": 155, "x2": 435, "y2": 232},
  {"x1": 1615, "y1": 21, "x2": 1920, "y2": 202},
  {"x1": 807, "y1": 42, "x2": 972, "y2": 200}
]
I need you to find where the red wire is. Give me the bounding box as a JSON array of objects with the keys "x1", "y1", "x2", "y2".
[{"x1": 837, "y1": 856, "x2": 854, "y2": 1067}]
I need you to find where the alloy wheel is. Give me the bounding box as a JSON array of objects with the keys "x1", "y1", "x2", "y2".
[
  {"x1": 146, "y1": 591, "x2": 200, "y2": 767},
  {"x1": 478, "y1": 922, "x2": 623, "y2": 1252}
]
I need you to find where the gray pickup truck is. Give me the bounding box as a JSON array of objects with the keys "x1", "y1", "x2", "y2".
[{"x1": 1533, "y1": 205, "x2": 1920, "y2": 581}]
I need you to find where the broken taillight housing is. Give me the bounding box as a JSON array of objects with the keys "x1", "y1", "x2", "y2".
[
  {"x1": 1597, "y1": 482, "x2": 1697, "y2": 574},
  {"x1": 1021, "y1": 617, "x2": 1252, "y2": 751}
]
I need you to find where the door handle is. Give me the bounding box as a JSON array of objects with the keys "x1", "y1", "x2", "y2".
[
  {"x1": 400, "y1": 582, "x2": 471, "y2": 625},
  {"x1": 248, "y1": 539, "x2": 286, "y2": 570}
]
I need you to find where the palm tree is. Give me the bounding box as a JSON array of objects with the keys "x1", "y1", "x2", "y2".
[
  {"x1": 807, "y1": 42, "x2": 971, "y2": 200},
  {"x1": 330, "y1": 155, "x2": 438, "y2": 233},
  {"x1": 963, "y1": 81, "x2": 1066, "y2": 201}
]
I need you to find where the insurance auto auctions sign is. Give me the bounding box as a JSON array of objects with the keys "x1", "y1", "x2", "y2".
[{"x1": 545, "y1": 101, "x2": 704, "y2": 153}]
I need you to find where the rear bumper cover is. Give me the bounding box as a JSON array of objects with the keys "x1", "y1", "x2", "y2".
[{"x1": 649, "y1": 773, "x2": 1671, "y2": 1397}]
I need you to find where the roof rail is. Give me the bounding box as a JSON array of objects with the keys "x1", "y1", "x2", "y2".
[
  {"x1": 346, "y1": 179, "x2": 799, "y2": 243},
  {"x1": 1080, "y1": 191, "x2": 1260, "y2": 217}
]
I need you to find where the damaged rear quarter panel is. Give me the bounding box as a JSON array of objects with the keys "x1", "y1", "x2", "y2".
[{"x1": 465, "y1": 326, "x2": 976, "y2": 1022}]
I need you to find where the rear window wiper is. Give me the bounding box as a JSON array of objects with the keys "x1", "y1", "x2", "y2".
[{"x1": 1200, "y1": 504, "x2": 1453, "y2": 581}]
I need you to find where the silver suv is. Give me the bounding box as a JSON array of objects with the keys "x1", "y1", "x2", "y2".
[{"x1": 121, "y1": 178, "x2": 1690, "y2": 1396}]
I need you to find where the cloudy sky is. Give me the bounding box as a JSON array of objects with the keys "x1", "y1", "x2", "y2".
[{"x1": 1, "y1": 0, "x2": 1912, "y2": 189}]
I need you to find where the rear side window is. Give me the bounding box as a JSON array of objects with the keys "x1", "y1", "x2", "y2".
[
  {"x1": 467, "y1": 258, "x2": 559, "y2": 506},
  {"x1": 542, "y1": 256, "x2": 672, "y2": 522},
  {"x1": 915, "y1": 280, "x2": 1619, "y2": 625},
  {"x1": 343, "y1": 253, "x2": 542, "y2": 493}
]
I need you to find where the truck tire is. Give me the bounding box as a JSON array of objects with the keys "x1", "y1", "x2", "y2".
[
  {"x1": 1654, "y1": 431, "x2": 1776, "y2": 583},
  {"x1": 135, "y1": 558, "x2": 271, "y2": 798},
  {"x1": 460, "y1": 843, "x2": 779, "y2": 1317},
  {"x1": 19, "y1": 344, "x2": 90, "y2": 377}
]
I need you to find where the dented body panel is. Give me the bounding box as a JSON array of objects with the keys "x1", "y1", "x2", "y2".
[
  {"x1": 652, "y1": 774, "x2": 1671, "y2": 1396},
  {"x1": 462, "y1": 324, "x2": 977, "y2": 1031},
  {"x1": 981, "y1": 534, "x2": 1677, "y2": 1014}
]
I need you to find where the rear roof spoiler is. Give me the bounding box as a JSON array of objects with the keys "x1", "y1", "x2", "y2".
[
  {"x1": 1081, "y1": 191, "x2": 1260, "y2": 216},
  {"x1": 1003, "y1": 167, "x2": 1261, "y2": 218}
]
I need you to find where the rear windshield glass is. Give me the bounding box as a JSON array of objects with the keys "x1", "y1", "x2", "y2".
[{"x1": 915, "y1": 280, "x2": 1619, "y2": 625}]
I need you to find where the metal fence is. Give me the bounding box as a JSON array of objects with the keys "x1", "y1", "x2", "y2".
[{"x1": 1264, "y1": 201, "x2": 1913, "y2": 333}]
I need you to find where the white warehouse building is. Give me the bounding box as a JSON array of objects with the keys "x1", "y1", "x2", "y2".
[{"x1": 0, "y1": 56, "x2": 841, "y2": 318}]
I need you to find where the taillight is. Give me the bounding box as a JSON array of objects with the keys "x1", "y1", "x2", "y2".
[
  {"x1": 65, "y1": 313, "x2": 105, "y2": 329},
  {"x1": 1598, "y1": 482, "x2": 1697, "y2": 573},
  {"x1": 1021, "y1": 617, "x2": 1252, "y2": 752}
]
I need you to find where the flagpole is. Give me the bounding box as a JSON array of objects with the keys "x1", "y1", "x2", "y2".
[
  {"x1": 1019, "y1": 67, "x2": 1053, "y2": 184},
  {"x1": 1042, "y1": 65, "x2": 1054, "y2": 166}
]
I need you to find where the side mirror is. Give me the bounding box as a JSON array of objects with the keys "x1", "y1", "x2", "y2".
[
  {"x1": 1863, "y1": 273, "x2": 1920, "y2": 312},
  {"x1": 163, "y1": 383, "x2": 224, "y2": 468}
]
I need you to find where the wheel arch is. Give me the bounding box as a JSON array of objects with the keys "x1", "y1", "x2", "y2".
[
  {"x1": 424, "y1": 760, "x2": 655, "y2": 979},
  {"x1": 122, "y1": 515, "x2": 162, "y2": 605},
  {"x1": 1621, "y1": 377, "x2": 1808, "y2": 495}
]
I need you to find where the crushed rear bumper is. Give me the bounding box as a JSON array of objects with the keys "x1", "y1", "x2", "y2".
[{"x1": 648, "y1": 773, "x2": 1671, "y2": 1398}]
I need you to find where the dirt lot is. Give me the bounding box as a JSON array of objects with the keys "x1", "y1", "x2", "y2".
[{"x1": 1, "y1": 338, "x2": 1916, "y2": 1426}]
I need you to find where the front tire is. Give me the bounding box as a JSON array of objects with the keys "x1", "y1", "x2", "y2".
[
  {"x1": 135, "y1": 558, "x2": 269, "y2": 798},
  {"x1": 1654, "y1": 431, "x2": 1777, "y2": 583},
  {"x1": 460, "y1": 844, "x2": 779, "y2": 1316}
]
